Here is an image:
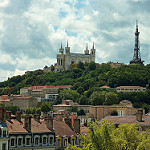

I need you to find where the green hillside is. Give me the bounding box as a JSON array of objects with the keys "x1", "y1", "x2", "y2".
[{"x1": 1, "y1": 62, "x2": 150, "y2": 112}]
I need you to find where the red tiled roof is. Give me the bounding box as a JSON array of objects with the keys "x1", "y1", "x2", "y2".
[
  {"x1": 116, "y1": 86, "x2": 146, "y2": 89},
  {"x1": 100, "y1": 85, "x2": 110, "y2": 88},
  {"x1": 6, "y1": 118, "x2": 51, "y2": 133},
  {"x1": 53, "y1": 104, "x2": 71, "y2": 107},
  {"x1": 102, "y1": 115, "x2": 150, "y2": 126},
  {"x1": 1, "y1": 95, "x2": 9, "y2": 100},
  {"x1": 53, "y1": 120, "x2": 76, "y2": 137},
  {"x1": 31, "y1": 118, "x2": 51, "y2": 133},
  {"x1": 15, "y1": 96, "x2": 32, "y2": 100},
  {"x1": 80, "y1": 126, "x2": 89, "y2": 134},
  {"x1": 6, "y1": 119, "x2": 28, "y2": 133}
]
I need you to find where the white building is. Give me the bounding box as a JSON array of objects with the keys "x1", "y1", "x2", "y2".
[{"x1": 44, "y1": 41, "x2": 96, "y2": 72}]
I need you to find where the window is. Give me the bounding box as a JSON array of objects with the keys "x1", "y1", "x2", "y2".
[
  {"x1": 50, "y1": 137, "x2": 53, "y2": 145},
  {"x1": 58, "y1": 139, "x2": 61, "y2": 147},
  {"x1": 43, "y1": 137, "x2": 47, "y2": 144},
  {"x1": 11, "y1": 138, "x2": 15, "y2": 146},
  {"x1": 18, "y1": 138, "x2": 22, "y2": 146},
  {"x1": 64, "y1": 139, "x2": 67, "y2": 147},
  {"x1": 35, "y1": 137, "x2": 39, "y2": 145},
  {"x1": 2, "y1": 143, "x2": 6, "y2": 150},
  {"x1": 79, "y1": 139, "x2": 81, "y2": 146},
  {"x1": 26, "y1": 138, "x2": 30, "y2": 145},
  {"x1": 72, "y1": 139, "x2": 75, "y2": 146},
  {"x1": 3, "y1": 130, "x2": 6, "y2": 137}
]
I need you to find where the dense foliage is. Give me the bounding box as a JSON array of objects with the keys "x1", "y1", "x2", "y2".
[
  {"x1": 66, "y1": 120, "x2": 150, "y2": 150},
  {"x1": 1, "y1": 62, "x2": 150, "y2": 111}
]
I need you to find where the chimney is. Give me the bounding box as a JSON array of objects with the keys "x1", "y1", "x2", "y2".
[
  {"x1": 15, "y1": 111, "x2": 21, "y2": 122},
  {"x1": 34, "y1": 114, "x2": 40, "y2": 122},
  {"x1": 24, "y1": 115, "x2": 31, "y2": 132},
  {"x1": 64, "y1": 118, "x2": 72, "y2": 128},
  {"x1": 46, "y1": 118, "x2": 53, "y2": 131},
  {"x1": 73, "y1": 119, "x2": 80, "y2": 134},
  {"x1": 136, "y1": 109, "x2": 143, "y2": 122},
  {"x1": 6, "y1": 111, "x2": 11, "y2": 121},
  {"x1": 0, "y1": 106, "x2": 5, "y2": 121}
]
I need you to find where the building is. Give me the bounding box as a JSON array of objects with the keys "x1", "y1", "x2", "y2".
[
  {"x1": 89, "y1": 100, "x2": 145, "y2": 120},
  {"x1": 20, "y1": 85, "x2": 72, "y2": 103},
  {"x1": 0, "y1": 107, "x2": 56, "y2": 150},
  {"x1": 53, "y1": 100, "x2": 91, "y2": 114},
  {"x1": 107, "y1": 62, "x2": 124, "y2": 68},
  {"x1": 0, "y1": 95, "x2": 38, "y2": 111},
  {"x1": 102, "y1": 109, "x2": 150, "y2": 132},
  {"x1": 130, "y1": 21, "x2": 144, "y2": 65},
  {"x1": 41, "y1": 116, "x2": 81, "y2": 149},
  {"x1": 45, "y1": 41, "x2": 96, "y2": 72},
  {"x1": 0, "y1": 121, "x2": 9, "y2": 150},
  {"x1": 116, "y1": 86, "x2": 146, "y2": 92}
]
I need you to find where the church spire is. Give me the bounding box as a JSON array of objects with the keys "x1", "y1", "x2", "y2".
[
  {"x1": 67, "y1": 39, "x2": 69, "y2": 47},
  {"x1": 61, "y1": 42, "x2": 63, "y2": 49},
  {"x1": 59, "y1": 42, "x2": 64, "y2": 54},
  {"x1": 86, "y1": 43, "x2": 88, "y2": 50},
  {"x1": 92, "y1": 42, "x2": 95, "y2": 49}
]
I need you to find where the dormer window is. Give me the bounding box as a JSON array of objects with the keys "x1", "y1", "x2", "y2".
[
  {"x1": 3, "y1": 130, "x2": 6, "y2": 137},
  {"x1": 50, "y1": 137, "x2": 53, "y2": 145},
  {"x1": 11, "y1": 138, "x2": 15, "y2": 147},
  {"x1": 35, "y1": 137, "x2": 39, "y2": 145},
  {"x1": 43, "y1": 136, "x2": 47, "y2": 145},
  {"x1": 26, "y1": 137, "x2": 31, "y2": 146},
  {"x1": 18, "y1": 138, "x2": 22, "y2": 146}
]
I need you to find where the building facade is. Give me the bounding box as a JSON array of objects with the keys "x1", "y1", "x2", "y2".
[
  {"x1": 53, "y1": 41, "x2": 96, "y2": 71},
  {"x1": 89, "y1": 100, "x2": 145, "y2": 120},
  {"x1": 20, "y1": 85, "x2": 72, "y2": 103}
]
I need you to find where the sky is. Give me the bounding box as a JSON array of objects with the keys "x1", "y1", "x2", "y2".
[{"x1": 0, "y1": 0, "x2": 150, "y2": 82}]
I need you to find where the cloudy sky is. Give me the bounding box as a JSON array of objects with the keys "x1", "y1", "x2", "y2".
[{"x1": 0, "y1": 0, "x2": 150, "y2": 81}]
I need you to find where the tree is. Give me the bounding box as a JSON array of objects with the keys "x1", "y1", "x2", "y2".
[
  {"x1": 90, "y1": 91, "x2": 105, "y2": 105},
  {"x1": 88, "y1": 61, "x2": 96, "y2": 70},
  {"x1": 41, "y1": 103, "x2": 51, "y2": 113},
  {"x1": 26, "y1": 107, "x2": 36, "y2": 114},
  {"x1": 77, "y1": 62, "x2": 85, "y2": 70},
  {"x1": 66, "y1": 120, "x2": 150, "y2": 150},
  {"x1": 78, "y1": 109, "x2": 85, "y2": 116},
  {"x1": 59, "y1": 89, "x2": 80, "y2": 102},
  {"x1": 6, "y1": 105, "x2": 20, "y2": 115},
  {"x1": 105, "y1": 92, "x2": 119, "y2": 105}
]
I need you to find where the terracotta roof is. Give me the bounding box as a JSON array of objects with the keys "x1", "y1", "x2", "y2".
[
  {"x1": 80, "y1": 126, "x2": 89, "y2": 134},
  {"x1": 116, "y1": 86, "x2": 146, "y2": 89},
  {"x1": 45, "y1": 85, "x2": 72, "y2": 89},
  {"x1": 100, "y1": 85, "x2": 110, "y2": 88},
  {"x1": 102, "y1": 115, "x2": 150, "y2": 126},
  {"x1": 6, "y1": 118, "x2": 51, "y2": 134},
  {"x1": 53, "y1": 120, "x2": 76, "y2": 137},
  {"x1": 28, "y1": 85, "x2": 72, "y2": 90},
  {"x1": 53, "y1": 104, "x2": 71, "y2": 107},
  {"x1": 6, "y1": 119, "x2": 28, "y2": 133},
  {"x1": 14, "y1": 96, "x2": 32, "y2": 100},
  {"x1": 31, "y1": 118, "x2": 51, "y2": 133},
  {"x1": 0, "y1": 95, "x2": 9, "y2": 100}
]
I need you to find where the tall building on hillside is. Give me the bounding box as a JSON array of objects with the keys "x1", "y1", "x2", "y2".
[
  {"x1": 55, "y1": 41, "x2": 96, "y2": 71},
  {"x1": 130, "y1": 21, "x2": 144, "y2": 65}
]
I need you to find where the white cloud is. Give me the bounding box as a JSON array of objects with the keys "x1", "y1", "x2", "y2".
[
  {"x1": 0, "y1": 0, "x2": 9, "y2": 7},
  {"x1": 0, "y1": 0, "x2": 150, "y2": 82}
]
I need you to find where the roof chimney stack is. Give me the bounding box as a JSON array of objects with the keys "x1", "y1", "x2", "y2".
[
  {"x1": 24, "y1": 115, "x2": 31, "y2": 132},
  {"x1": 6, "y1": 111, "x2": 11, "y2": 121},
  {"x1": 136, "y1": 109, "x2": 143, "y2": 122}
]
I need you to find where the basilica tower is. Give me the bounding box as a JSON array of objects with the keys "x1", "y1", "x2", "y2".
[{"x1": 130, "y1": 21, "x2": 144, "y2": 65}]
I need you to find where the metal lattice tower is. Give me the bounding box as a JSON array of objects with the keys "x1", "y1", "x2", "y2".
[{"x1": 130, "y1": 21, "x2": 144, "y2": 65}]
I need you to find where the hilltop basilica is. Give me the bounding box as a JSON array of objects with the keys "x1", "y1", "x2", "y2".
[{"x1": 44, "y1": 41, "x2": 96, "y2": 72}]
